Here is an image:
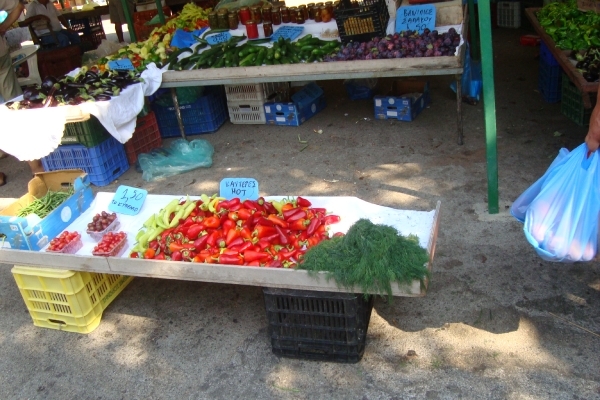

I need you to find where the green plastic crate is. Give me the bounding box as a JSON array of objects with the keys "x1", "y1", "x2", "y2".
[
  {"x1": 560, "y1": 73, "x2": 596, "y2": 126},
  {"x1": 61, "y1": 115, "x2": 110, "y2": 147}
]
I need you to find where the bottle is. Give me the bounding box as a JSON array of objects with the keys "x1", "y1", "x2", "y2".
[{"x1": 272, "y1": 6, "x2": 281, "y2": 25}]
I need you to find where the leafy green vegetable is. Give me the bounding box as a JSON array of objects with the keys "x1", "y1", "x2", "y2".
[
  {"x1": 538, "y1": 0, "x2": 600, "y2": 50},
  {"x1": 17, "y1": 188, "x2": 74, "y2": 219},
  {"x1": 298, "y1": 219, "x2": 430, "y2": 300}
]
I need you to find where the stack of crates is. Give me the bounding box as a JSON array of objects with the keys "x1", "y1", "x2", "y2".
[
  {"x1": 41, "y1": 115, "x2": 129, "y2": 186},
  {"x1": 12, "y1": 266, "x2": 133, "y2": 334},
  {"x1": 263, "y1": 288, "x2": 374, "y2": 363},
  {"x1": 152, "y1": 86, "x2": 228, "y2": 137},
  {"x1": 124, "y1": 111, "x2": 162, "y2": 165},
  {"x1": 538, "y1": 41, "x2": 562, "y2": 103},
  {"x1": 497, "y1": 1, "x2": 521, "y2": 28},
  {"x1": 226, "y1": 82, "x2": 290, "y2": 124},
  {"x1": 561, "y1": 73, "x2": 596, "y2": 126}
]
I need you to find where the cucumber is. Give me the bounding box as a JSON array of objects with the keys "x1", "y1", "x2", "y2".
[
  {"x1": 300, "y1": 45, "x2": 316, "y2": 52},
  {"x1": 254, "y1": 48, "x2": 266, "y2": 66},
  {"x1": 298, "y1": 34, "x2": 313, "y2": 43},
  {"x1": 274, "y1": 50, "x2": 281, "y2": 60},
  {"x1": 239, "y1": 53, "x2": 257, "y2": 67},
  {"x1": 280, "y1": 56, "x2": 291, "y2": 64},
  {"x1": 266, "y1": 48, "x2": 274, "y2": 60}
]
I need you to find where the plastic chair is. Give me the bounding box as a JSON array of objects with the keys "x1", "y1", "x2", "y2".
[{"x1": 17, "y1": 46, "x2": 42, "y2": 87}]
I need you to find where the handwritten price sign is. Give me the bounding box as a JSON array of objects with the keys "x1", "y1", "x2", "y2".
[
  {"x1": 107, "y1": 58, "x2": 135, "y2": 71},
  {"x1": 108, "y1": 185, "x2": 148, "y2": 215},
  {"x1": 219, "y1": 178, "x2": 259, "y2": 200},
  {"x1": 396, "y1": 5, "x2": 436, "y2": 34},
  {"x1": 206, "y1": 31, "x2": 232, "y2": 45}
]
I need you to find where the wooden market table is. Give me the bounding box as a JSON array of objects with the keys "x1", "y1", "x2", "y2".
[
  {"x1": 160, "y1": 8, "x2": 469, "y2": 144},
  {"x1": 525, "y1": 7, "x2": 599, "y2": 108}
]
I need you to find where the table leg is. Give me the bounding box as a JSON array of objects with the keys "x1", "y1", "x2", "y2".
[
  {"x1": 456, "y1": 74, "x2": 463, "y2": 145},
  {"x1": 170, "y1": 88, "x2": 187, "y2": 140}
]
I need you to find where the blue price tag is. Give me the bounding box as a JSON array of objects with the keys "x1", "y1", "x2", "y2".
[
  {"x1": 396, "y1": 5, "x2": 436, "y2": 34},
  {"x1": 107, "y1": 58, "x2": 135, "y2": 71},
  {"x1": 219, "y1": 178, "x2": 259, "y2": 201},
  {"x1": 206, "y1": 31, "x2": 232, "y2": 45},
  {"x1": 108, "y1": 185, "x2": 148, "y2": 215}
]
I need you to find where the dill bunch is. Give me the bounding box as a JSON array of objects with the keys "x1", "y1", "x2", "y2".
[{"x1": 298, "y1": 218, "x2": 430, "y2": 300}]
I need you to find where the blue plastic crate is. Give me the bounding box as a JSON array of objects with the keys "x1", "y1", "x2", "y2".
[
  {"x1": 538, "y1": 58, "x2": 562, "y2": 103},
  {"x1": 540, "y1": 41, "x2": 559, "y2": 67},
  {"x1": 291, "y1": 83, "x2": 324, "y2": 110},
  {"x1": 374, "y1": 80, "x2": 430, "y2": 121},
  {"x1": 41, "y1": 136, "x2": 129, "y2": 186},
  {"x1": 152, "y1": 86, "x2": 228, "y2": 138},
  {"x1": 264, "y1": 95, "x2": 327, "y2": 126}
]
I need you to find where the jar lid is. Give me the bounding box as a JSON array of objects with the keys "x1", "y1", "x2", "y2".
[
  {"x1": 246, "y1": 20, "x2": 256, "y2": 25},
  {"x1": 263, "y1": 20, "x2": 272, "y2": 25},
  {"x1": 239, "y1": 6, "x2": 250, "y2": 10},
  {"x1": 217, "y1": 8, "x2": 228, "y2": 14},
  {"x1": 272, "y1": 6, "x2": 280, "y2": 11}
]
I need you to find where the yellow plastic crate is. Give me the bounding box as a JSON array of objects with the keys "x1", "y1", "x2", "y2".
[{"x1": 12, "y1": 266, "x2": 133, "y2": 334}]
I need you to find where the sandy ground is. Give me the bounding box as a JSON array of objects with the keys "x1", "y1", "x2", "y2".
[{"x1": 0, "y1": 25, "x2": 599, "y2": 399}]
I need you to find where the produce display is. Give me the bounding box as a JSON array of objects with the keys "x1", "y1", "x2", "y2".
[
  {"x1": 325, "y1": 29, "x2": 461, "y2": 61},
  {"x1": 46, "y1": 231, "x2": 82, "y2": 254},
  {"x1": 86, "y1": 212, "x2": 120, "y2": 241},
  {"x1": 299, "y1": 219, "x2": 429, "y2": 299},
  {"x1": 5, "y1": 68, "x2": 143, "y2": 110},
  {"x1": 129, "y1": 195, "x2": 341, "y2": 268},
  {"x1": 17, "y1": 188, "x2": 74, "y2": 218},
  {"x1": 538, "y1": 0, "x2": 600, "y2": 50},
  {"x1": 572, "y1": 47, "x2": 600, "y2": 82},
  {"x1": 92, "y1": 231, "x2": 128, "y2": 257}
]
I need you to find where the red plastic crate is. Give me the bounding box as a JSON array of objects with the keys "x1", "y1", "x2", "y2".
[{"x1": 124, "y1": 111, "x2": 162, "y2": 165}]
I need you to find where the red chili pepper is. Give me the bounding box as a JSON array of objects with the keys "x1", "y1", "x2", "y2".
[
  {"x1": 182, "y1": 216, "x2": 195, "y2": 227},
  {"x1": 274, "y1": 225, "x2": 288, "y2": 245},
  {"x1": 243, "y1": 199, "x2": 264, "y2": 212},
  {"x1": 287, "y1": 209, "x2": 306, "y2": 222},
  {"x1": 240, "y1": 226, "x2": 252, "y2": 241},
  {"x1": 278, "y1": 249, "x2": 296, "y2": 260},
  {"x1": 230, "y1": 202, "x2": 242, "y2": 211},
  {"x1": 186, "y1": 224, "x2": 204, "y2": 240},
  {"x1": 144, "y1": 248, "x2": 156, "y2": 259},
  {"x1": 227, "y1": 211, "x2": 239, "y2": 222},
  {"x1": 180, "y1": 249, "x2": 195, "y2": 261},
  {"x1": 171, "y1": 251, "x2": 183, "y2": 261},
  {"x1": 229, "y1": 241, "x2": 253, "y2": 253},
  {"x1": 203, "y1": 216, "x2": 220, "y2": 229},
  {"x1": 281, "y1": 203, "x2": 295, "y2": 213},
  {"x1": 237, "y1": 208, "x2": 253, "y2": 220},
  {"x1": 297, "y1": 196, "x2": 312, "y2": 207},
  {"x1": 263, "y1": 201, "x2": 278, "y2": 215},
  {"x1": 243, "y1": 250, "x2": 270, "y2": 263},
  {"x1": 307, "y1": 218, "x2": 321, "y2": 236},
  {"x1": 215, "y1": 199, "x2": 231, "y2": 213},
  {"x1": 206, "y1": 230, "x2": 221, "y2": 247},
  {"x1": 154, "y1": 252, "x2": 166, "y2": 260},
  {"x1": 266, "y1": 259, "x2": 282, "y2": 268},
  {"x1": 306, "y1": 235, "x2": 320, "y2": 247},
  {"x1": 217, "y1": 238, "x2": 227, "y2": 248},
  {"x1": 267, "y1": 214, "x2": 289, "y2": 228},
  {"x1": 148, "y1": 240, "x2": 159, "y2": 250},
  {"x1": 283, "y1": 208, "x2": 302, "y2": 219},
  {"x1": 193, "y1": 234, "x2": 209, "y2": 249},
  {"x1": 225, "y1": 228, "x2": 240, "y2": 246},
  {"x1": 169, "y1": 242, "x2": 195, "y2": 253},
  {"x1": 256, "y1": 238, "x2": 271, "y2": 250},
  {"x1": 130, "y1": 252, "x2": 140, "y2": 258},
  {"x1": 289, "y1": 218, "x2": 308, "y2": 231},
  {"x1": 262, "y1": 232, "x2": 280, "y2": 243},
  {"x1": 222, "y1": 219, "x2": 236, "y2": 235},
  {"x1": 251, "y1": 212, "x2": 266, "y2": 226},
  {"x1": 322, "y1": 215, "x2": 341, "y2": 225},
  {"x1": 219, "y1": 254, "x2": 243, "y2": 265},
  {"x1": 227, "y1": 236, "x2": 244, "y2": 249},
  {"x1": 253, "y1": 225, "x2": 277, "y2": 239},
  {"x1": 247, "y1": 260, "x2": 261, "y2": 267}
]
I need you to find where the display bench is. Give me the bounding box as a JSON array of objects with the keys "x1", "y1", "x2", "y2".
[
  {"x1": 0, "y1": 196, "x2": 440, "y2": 298},
  {"x1": 160, "y1": 8, "x2": 469, "y2": 144},
  {"x1": 525, "y1": 7, "x2": 598, "y2": 108}
]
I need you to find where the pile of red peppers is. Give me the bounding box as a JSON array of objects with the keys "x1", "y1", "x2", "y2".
[{"x1": 130, "y1": 196, "x2": 341, "y2": 268}]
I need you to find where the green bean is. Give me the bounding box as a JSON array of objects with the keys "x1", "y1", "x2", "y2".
[{"x1": 17, "y1": 188, "x2": 74, "y2": 218}]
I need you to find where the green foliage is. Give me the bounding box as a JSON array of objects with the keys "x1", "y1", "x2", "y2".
[
  {"x1": 538, "y1": 0, "x2": 600, "y2": 50},
  {"x1": 298, "y1": 219, "x2": 430, "y2": 300}
]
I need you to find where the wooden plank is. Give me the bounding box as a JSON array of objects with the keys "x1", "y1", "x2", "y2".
[
  {"x1": 0, "y1": 201, "x2": 441, "y2": 298},
  {"x1": 525, "y1": 8, "x2": 599, "y2": 104}
]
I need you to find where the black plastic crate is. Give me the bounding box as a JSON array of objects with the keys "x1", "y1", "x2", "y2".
[
  {"x1": 334, "y1": 0, "x2": 390, "y2": 44},
  {"x1": 263, "y1": 288, "x2": 374, "y2": 363},
  {"x1": 560, "y1": 73, "x2": 596, "y2": 126}
]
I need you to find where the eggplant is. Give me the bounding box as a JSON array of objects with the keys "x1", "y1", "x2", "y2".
[
  {"x1": 94, "y1": 94, "x2": 111, "y2": 101},
  {"x1": 23, "y1": 87, "x2": 43, "y2": 101},
  {"x1": 40, "y1": 76, "x2": 57, "y2": 94}
]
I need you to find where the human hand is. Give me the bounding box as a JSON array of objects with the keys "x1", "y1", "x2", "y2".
[{"x1": 586, "y1": 101, "x2": 600, "y2": 152}]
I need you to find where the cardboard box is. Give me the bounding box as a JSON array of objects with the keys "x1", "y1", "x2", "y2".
[
  {"x1": 0, "y1": 170, "x2": 94, "y2": 251},
  {"x1": 264, "y1": 95, "x2": 327, "y2": 126},
  {"x1": 397, "y1": 0, "x2": 463, "y2": 26},
  {"x1": 374, "y1": 80, "x2": 430, "y2": 121}
]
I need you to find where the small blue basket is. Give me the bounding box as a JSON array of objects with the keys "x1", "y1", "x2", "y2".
[
  {"x1": 152, "y1": 86, "x2": 228, "y2": 138},
  {"x1": 41, "y1": 136, "x2": 129, "y2": 186},
  {"x1": 540, "y1": 41, "x2": 560, "y2": 67},
  {"x1": 538, "y1": 58, "x2": 562, "y2": 103}
]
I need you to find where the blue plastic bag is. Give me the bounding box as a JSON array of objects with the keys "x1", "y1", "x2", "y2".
[
  {"x1": 522, "y1": 143, "x2": 600, "y2": 262},
  {"x1": 170, "y1": 28, "x2": 208, "y2": 49},
  {"x1": 510, "y1": 148, "x2": 569, "y2": 222},
  {"x1": 450, "y1": 44, "x2": 483, "y2": 102},
  {"x1": 138, "y1": 139, "x2": 214, "y2": 182}
]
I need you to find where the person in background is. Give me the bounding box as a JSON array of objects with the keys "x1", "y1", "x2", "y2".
[
  {"x1": 107, "y1": 0, "x2": 133, "y2": 43},
  {"x1": 25, "y1": 0, "x2": 80, "y2": 47},
  {"x1": 585, "y1": 90, "x2": 600, "y2": 152}
]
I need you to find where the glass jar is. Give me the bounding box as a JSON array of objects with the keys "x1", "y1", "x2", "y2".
[
  {"x1": 261, "y1": 5, "x2": 272, "y2": 24},
  {"x1": 298, "y1": 5, "x2": 309, "y2": 21},
  {"x1": 263, "y1": 20, "x2": 273, "y2": 37},
  {"x1": 316, "y1": 2, "x2": 324, "y2": 7},
  {"x1": 320, "y1": 6, "x2": 331, "y2": 22},
  {"x1": 228, "y1": 12, "x2": 239, "y2": 30},
  {"x1": 325, "y1": 1, "x2": 334, "y2": 15},
  {"x1": 289, "y1": 7, "x2": 298, "y2": 23},
  {"x1": 280, "y1": 6, "x2": 290, "y2": 23},
  {"x1": 272, "y1": 6, "x2": 282, "y2": 25},
  {"x1": 217, "y1": 9, "x2": 229, "y2": 30},
  {"x1": 312, "y1": 6, "x2": 321, "y2": 22},
  {"x1": 250, "y1": 5, "x2": 262, "y2": 24},
  {"x1": 238, "y1": 6, "x2": 251, "y2": 25},
  {"x1": 296, "y1": 10, "x2": 305, "y2": 24},
  {"x1": 245, "y1": 20, "x2": 259, "y2": 39},
  {"x1": 208, "y1": 11, "x2": 219, "y2": 30}
]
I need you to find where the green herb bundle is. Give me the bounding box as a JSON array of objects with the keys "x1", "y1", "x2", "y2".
[
  {"x1": 298, "y1": 219, "x2": 430, "y2": 300},
  {"x1": 538, "y1": 0, "x2": 600, "y2": 50},
  {"x1": 17, "y1": 188, "x2": 74, "y2": 219}
]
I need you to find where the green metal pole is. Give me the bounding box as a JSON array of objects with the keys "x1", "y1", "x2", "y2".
[
  {"x1": 121, "y1": 0, "x2": 136, "y2": 43},
  {"x1": 478, "y1": 0, "x2": 499, "y2": 214},
  {"x1": 468, "y1": 0, "x2": 480, "y2": 60},
  {"x1": 155, "y1": 0, "x2": 166, "y2": 24}
]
